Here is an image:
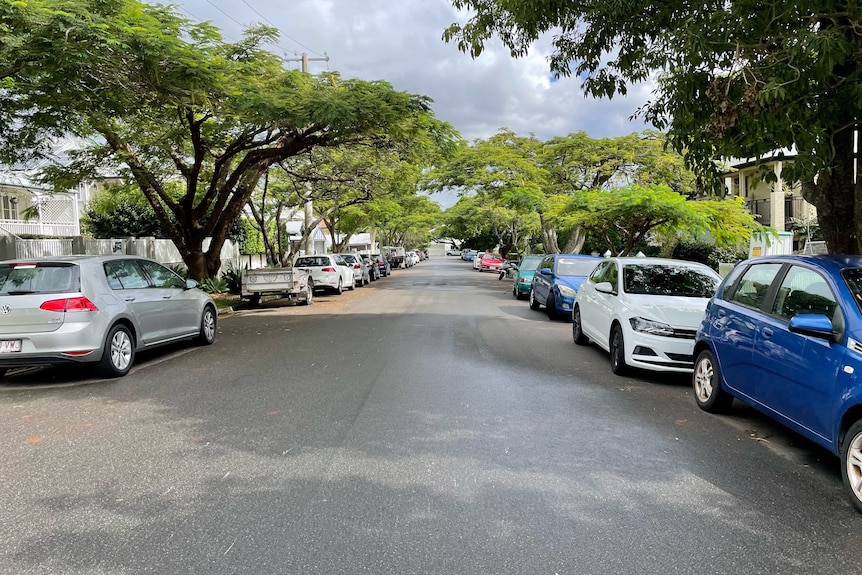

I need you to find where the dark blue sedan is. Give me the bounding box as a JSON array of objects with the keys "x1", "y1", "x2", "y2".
[
  {"x1": 529, "y1": 254, "x2": 603, "y2": 319},
  {"x1": 692, "y1": 254, "x2": 862, "y2": 510}
]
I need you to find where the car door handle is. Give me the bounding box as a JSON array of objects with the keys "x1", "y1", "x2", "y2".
[
  {"x1": 762, "y1": 327, "x2": 773, "y2": 338},
  {"x1": 124, "y1": 297, "x2": 135, "y2": 302},
  {"x1": 162, "y1": 295, "x2": 173, "y2": 299}
]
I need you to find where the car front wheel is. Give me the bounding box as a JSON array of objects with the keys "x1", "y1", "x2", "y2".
[
  {"x1": 96, "y1": 324, "x2": 134, "y2": 378},
  {"x1": 693, "y1": 349, "x2": 733, "y2": 413},
  {"x1": 609, "y1": 325, "x2": 628, "y2": 376},
  {"x1": 546, "y1": 293, "x2": 558, "y2": 319},
  {"x1": 195, "y1": 305, "x2": 217, "y2": 345},
  {"x1": 842, "y1": 421, "x2": 862, "y2": 512},
  {"x1": 572, "y1": 306, "x2": 588, "y2": 345}
]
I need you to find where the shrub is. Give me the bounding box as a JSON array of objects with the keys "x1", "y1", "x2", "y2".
[
  {"x1": 220, "y1": 263, "x2": 245, "y2": 294},
  {"x1": 200, "y1": 276, "x2": 229, "y2": 294}
]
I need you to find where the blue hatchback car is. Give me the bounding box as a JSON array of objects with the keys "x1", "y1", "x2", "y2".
[
  {"x1": 529, "y1": 254, "x2": 602, "y2": 319},
  {"x1": 693, "y1": 254, "x2": 862, "y2": 510}
]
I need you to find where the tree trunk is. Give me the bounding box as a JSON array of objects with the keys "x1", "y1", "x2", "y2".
[
  {"x1": 561, "y1": 227, "x2": 586, "y2": 254},
  {"x1": 540, "y1": 215, "x2": 560, "y2": 253},
  {"x1": 801, "y1": 126, "x2": 862, "y2": 254}
]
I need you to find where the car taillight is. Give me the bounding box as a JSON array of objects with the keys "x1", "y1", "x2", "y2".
[
  {"x1": 354, "y1": 264, "x2": 361, "y2": 269},
  {"x1": 322, "y1": 267, "x2": 336, "y2": 272},
  {"x1": 40, "y1": 297, "x2": 98, "y2": 312}
]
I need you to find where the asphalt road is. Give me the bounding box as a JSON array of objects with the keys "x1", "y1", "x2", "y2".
[{"x1": 1, "y1": 257, "x2": 861, "y2": 574}]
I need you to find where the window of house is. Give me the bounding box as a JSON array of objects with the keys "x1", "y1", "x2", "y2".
[{"x1": 1, "y1": 195, "x2": 19, "y2": 220}]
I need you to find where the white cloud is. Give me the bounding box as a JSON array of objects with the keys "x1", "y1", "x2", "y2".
[{"x1": 160, "y1": 0, "x2": 655, "y2": 142}]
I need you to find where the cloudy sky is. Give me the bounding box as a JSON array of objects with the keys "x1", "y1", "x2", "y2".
[{"x1": 158, "y1": 0, "x2": 655, "y2": 143}]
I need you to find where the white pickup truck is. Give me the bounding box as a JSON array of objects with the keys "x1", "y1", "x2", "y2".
[{"x1": 240, "y1": 267, "x2": 314, "y2": 307}]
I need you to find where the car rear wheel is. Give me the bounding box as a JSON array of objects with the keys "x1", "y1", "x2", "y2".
[
  {"x1": 546, "y1": 293, "x2": 558, "y2": 319},
  {"x1": 572, "y1": 306, "x2": 588, "y2": 345},
  {"x1": 841, "y1": 421, "x2": 862, "y2": 512},
  {"x1": 529, "y1": 289, "x2": 541, "y2": 310},
  {"x1": 300, "y1": 282, "x2": 313, "y2": 305},
  {"x1": 195, "y1": 305, "x2": 217, "y2": 345},
  {"x1": 335, "y1": 278, "x2": 343, "y2": 295},
  {"x1": 348, "y1": 277, "x2": 355, "y2": 291},
  {"x1": 693, "y1": 349, "x2": 734, "y2": 413},
  {"x1": 609, "y1": 325, "x2": 628, "y2": 375},
  {"x1": 96, "y1": 324, "x2": 134, "y2": 378}
]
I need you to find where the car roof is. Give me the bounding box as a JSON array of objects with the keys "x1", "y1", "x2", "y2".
[
  {"x1": 740, "y1": 254, "x2": 862, "y2": 274},
  {"x1": 0, "y1": 254, "x2": 151, "y2": 265},
  {"x1": 553, "y1": 253, "x2": 603, "y2": 260}
]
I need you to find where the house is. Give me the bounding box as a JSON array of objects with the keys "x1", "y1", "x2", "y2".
[
  {"x1": 0, "y1": 139, "x2": 119, "y2": 238},
  {"x1": 722, "y1": 152, "x2": 817, "y2": 243}
]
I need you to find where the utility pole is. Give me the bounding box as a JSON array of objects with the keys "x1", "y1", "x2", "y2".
[{"x1": 284, "y1": 52, "x2": 329, "y2": 255}]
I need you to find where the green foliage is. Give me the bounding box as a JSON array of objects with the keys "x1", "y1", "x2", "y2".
[
  {"x1": 199, "y1": 276, "x2": 229, "y2": 294},
  {"x1": 82, "y1": 200, "x2": 167, "y2": 238},
  {"x1": 443, "y1": 0, "x2": 862, "y2": 253},
  {"x1": 673, "y1": 241, "x2": 747, "y2": 271},
  {"x1": 220, "y1": 263, "x2": 245, "y2": 295}
]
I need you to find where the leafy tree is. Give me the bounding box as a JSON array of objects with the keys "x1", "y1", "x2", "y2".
[
  {"x1": 2, "y1": 0, "x2": 453, "y2": 279},
  {"x1": 83, "y1": 201, "x2": 166, "y2": 239},
  {"x1": 554, "y1": 184, "x2": 763, "y2": 256},
  {"x1": 444, "y1": 0, "x2": 862, "y2": 253}
]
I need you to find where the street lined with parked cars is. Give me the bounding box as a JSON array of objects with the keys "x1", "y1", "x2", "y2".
[{"x1": 5, "y1": 254, "x2": 862, "y2": 574}]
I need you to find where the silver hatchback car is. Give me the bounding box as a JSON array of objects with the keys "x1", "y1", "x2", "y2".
[{"x1": 0, "y1": 255, "x2": 216, "y2": 379}]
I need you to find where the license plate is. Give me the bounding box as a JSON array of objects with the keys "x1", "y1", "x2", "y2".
[{"x1": 0, "y1": 340, "x2": 22, "y2": 353}]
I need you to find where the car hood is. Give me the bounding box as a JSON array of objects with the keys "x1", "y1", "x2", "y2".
[
  {"x1": 556, "y1": 276, "x2": 588, "y2": 291},
  {"x1": 627, "y1": 295, "x2": 710, "y2": 327}
]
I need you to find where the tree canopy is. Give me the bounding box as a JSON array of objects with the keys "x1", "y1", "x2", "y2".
[
  {"x1": 444, "y1": 0, "x2": 862, "y2": 254},
  {"x1": 1, "y1": 0, "x2": 457, "y2": 279}
]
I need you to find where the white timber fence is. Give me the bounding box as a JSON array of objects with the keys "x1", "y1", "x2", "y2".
[{"x1": 0, "y1": 231, "x2": 241, "y2": 278}]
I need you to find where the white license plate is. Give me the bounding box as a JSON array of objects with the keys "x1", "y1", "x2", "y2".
[{"x1": 0, "y1": 340, "x2": 22, "y2": 353}]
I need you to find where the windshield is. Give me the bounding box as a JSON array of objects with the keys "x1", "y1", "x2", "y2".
[
  {"x1": 623, "y1": 264, "x2": 719, "y2": 297},
  {"x1": 842, "y1": 268, "x2": 862, "y2": 313},
  {"x1": 556, "y1": 258, "x2": 600, "y2": 277}
]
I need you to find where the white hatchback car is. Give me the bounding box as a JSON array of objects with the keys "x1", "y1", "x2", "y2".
[
  {"x1": 572, "y1": 257, "x2": 721, "y2": 375},
  {"x1": 294, "y1": 254, "x2": 355, "y2": 294}
]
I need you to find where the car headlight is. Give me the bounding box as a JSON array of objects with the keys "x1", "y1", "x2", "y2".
[
  {"x1": 629, "y1": 317, "x2": 675, "y2": 336},
  {"x1": 557, "y1": 285, "x2": 576, "y2": 297}
]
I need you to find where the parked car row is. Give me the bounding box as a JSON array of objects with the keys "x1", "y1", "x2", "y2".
[
  {"x1": 493, "y1": 251, "x2": 862, "y2": 511},
  {"x1": 294, "y1": 252, "x2": 397, "y2": 294}
]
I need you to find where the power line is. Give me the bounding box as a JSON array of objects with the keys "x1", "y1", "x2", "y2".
[{"x1": 240, "y1": 0, "x2": 327, "y2": 58}]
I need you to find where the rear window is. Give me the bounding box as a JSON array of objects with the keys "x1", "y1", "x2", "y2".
[
  {"x1": 518, "y1": 258, "x2": 542, "y2": 271},
  {"x1": 295, "y1": 257, "x2": 330, "y2": 267},
  {"x1": 0, "y1": 263, "x2": 79, "y2": 294},
  {"x1": 623, "y1": 264, "x2": 719, "y2": 297}
]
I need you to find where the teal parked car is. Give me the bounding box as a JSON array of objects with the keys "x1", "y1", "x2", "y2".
[{"x1": 511, "y1": 255, "x2": 544, "y2": 299}]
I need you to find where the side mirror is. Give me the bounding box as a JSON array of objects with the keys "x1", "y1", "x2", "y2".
[
  {"x1": 186, "y1": 279, "x2": 199, "y2": 290},
  {"x1": 540, "y1": 267, "x2": 552, "y2": 275},
  {"x1": 789, "y1": 313, "x2": 838, "y2": 342},
  {"x1": 595, "y1": 281, "x2": 616, "y2": 295}
]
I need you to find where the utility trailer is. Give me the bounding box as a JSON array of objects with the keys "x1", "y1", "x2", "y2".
[{"x1": 241, "y1": 267, "x2": 314, "y2": 307}]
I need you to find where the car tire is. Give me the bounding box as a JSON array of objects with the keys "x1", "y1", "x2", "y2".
[
  {"x1": 335, "y1": 279, "x2": 343, "y2": 295},
  {"x1": 572, "y1": 306, "x2": 588, "y2": 345},
  {"x1": 195, "y1": 305, "x2": 217, "y2": 345},
  {"x1": 841, "y1": 420, "x2": 862, "y2": 512},
  {"x1": 546, "y1": 293, "x2": 558, "y2": 319},
  {"x1": 300, "y1": 282, "x2": 313, "y2": 305},
  {"x1": 529, "y1": 289, "x2": 541, "y2": 310},
  {"x1": 348, "y1": 277, "x2": 355, "y2": 291},
  {"x1": 96, "y1": 324, "x2": 134, "y2": 378},
  {"x1": 693, "y1": 349, "x2": 734, "y2": 413},
  {"x1": 609, "y1": 324, "x2": 628, "y2": 376}
]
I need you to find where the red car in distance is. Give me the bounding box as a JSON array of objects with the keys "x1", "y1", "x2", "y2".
[{"x1": 479, "y1": 253, "x2": 505, "y2": 272}]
